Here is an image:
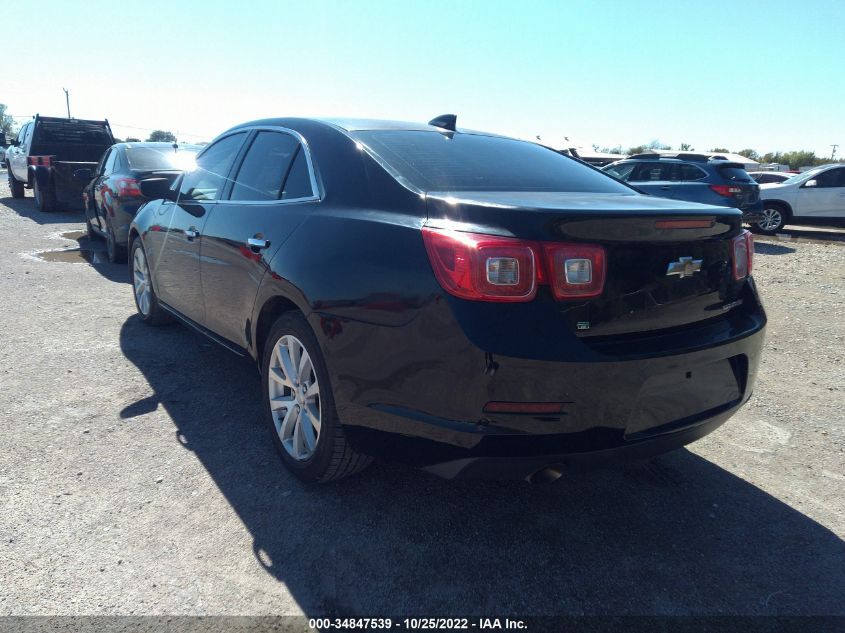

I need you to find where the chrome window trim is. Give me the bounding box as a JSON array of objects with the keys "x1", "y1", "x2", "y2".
[{"x1": 220, "y1": 125, "x2": 322, "y2": 205}]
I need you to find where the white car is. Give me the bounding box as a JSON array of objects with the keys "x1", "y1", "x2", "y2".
[{"x1": 754, "y1": 164, "x2": 845, "y2": 234}]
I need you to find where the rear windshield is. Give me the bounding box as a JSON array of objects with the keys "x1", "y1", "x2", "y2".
[
  {"x1": 126, "y1": 146, "x2": 199, "y2": 171},
  {"x1": 718, "y1": 166, "x2": 755, "y2": 183},
  {"x1": 352, "y1": 130, "x2": 633, "y2": 193}
]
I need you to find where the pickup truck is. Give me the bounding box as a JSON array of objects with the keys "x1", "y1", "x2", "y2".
[
  {"x1": 5, "y1": 115, "x2": 114, "y2": 212},
  {"x1": 754, "y1": 163, "x2": 845, "y2": 234}
]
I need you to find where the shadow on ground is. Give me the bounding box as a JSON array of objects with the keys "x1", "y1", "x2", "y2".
[
  {"x1": 0, "y1": 192, "x2": 84, "y2": 226},
  {"x1": 117, "y1": 315, "x2": 845, "y2": 617}
]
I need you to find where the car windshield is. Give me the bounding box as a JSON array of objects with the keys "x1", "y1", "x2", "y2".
[
  {"x1": 352, "y1": 130, "x2": 634, "y2": 193},
  {"x1": 126, "y1": 146, "x2": 199, "y2": 171}
]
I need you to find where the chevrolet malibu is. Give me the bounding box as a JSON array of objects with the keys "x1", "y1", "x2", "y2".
[{"x1": 129, "y1": 116, "x2": 766, "y2": 483}]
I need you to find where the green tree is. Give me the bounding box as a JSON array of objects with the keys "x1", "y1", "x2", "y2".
[
  {"x1": 679, "y1": 143, "x2": 694, "y2": 151},
  {"x1": 126, "y1": 137, "x2": 141, "y2": 142},
  {"x1": 709, "y1": 147, "x2": 730, "y2": 153},
  {"x1": 147, "y1": 130, "x2": 176, "y2": 142},
  {"x1": 737, "y1": 148, "x2": 760, "y2": 161},
  {"x1": 0, "y1": 104, "x2": 15, "y2": 138}
]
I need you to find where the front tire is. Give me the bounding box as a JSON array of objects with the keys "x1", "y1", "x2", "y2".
[
  {"x1": 8, "y1": 170, "x2": 25, "y2": 199},
  {"x1": 33, "y1": 179, "x2": 57, "y2": 212},
  {"x1": 262, "y1": 312, "x2": 372, "y2": 483},
  {"x1": 753, "y1": 204, "x2": 788, "y2": 235},
  {"x1": 130, "y1": 238, "x2": 171, "y2": 325}
]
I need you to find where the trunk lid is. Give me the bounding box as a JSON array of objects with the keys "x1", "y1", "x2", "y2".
[{"x1": 425, "y1": 191, "x2": 748, "y2": 338}]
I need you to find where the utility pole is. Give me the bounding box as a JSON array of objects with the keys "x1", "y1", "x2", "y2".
[
  {"x1": 832, "y1": 144, "x2": 839, "y2": 161},
  {"x1": 62, "y1": 88, "x2": 71, "y2": 118}
]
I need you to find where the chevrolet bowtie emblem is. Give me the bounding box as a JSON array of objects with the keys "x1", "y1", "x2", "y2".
[{"x1": 666, "y1": 256, "x2": 703, "y2": 278}]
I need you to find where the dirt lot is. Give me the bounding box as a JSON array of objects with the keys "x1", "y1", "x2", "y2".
[{"x1": 1, "y1": 174, "x2": 843, "y2": 617}]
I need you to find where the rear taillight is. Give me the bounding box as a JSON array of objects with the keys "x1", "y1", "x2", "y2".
[
  {"x1": 542, "y1": 243, "x2": 606, "y2": 299},
  {"x1": 421, "y1": 227, "x2": 606, "y2": 302},
  {"x1": 710, "y1": 184, "x2": 742, "y2": 197},
  {"x1": 732, "y1": 230, "x2": 753, "y2": 280},
  {"x1": 421, "y1": 228, "x2": 537, "y2": 302},
  {"x1": 116, "y1": 178, "x2": 142, "y2": 197}
]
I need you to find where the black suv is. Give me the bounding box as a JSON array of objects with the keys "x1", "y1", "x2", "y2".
[{"x1": 604, "y1": 153, "x2": 763, "y2": 223}]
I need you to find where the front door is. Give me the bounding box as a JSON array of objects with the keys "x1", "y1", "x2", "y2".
[
  {"x1": 149, "y1": 131, "x2": 248, "y2": 324},
  {"x1": 201, "y1": 129, "x2": 319, "y2": 348},
  {"x1": 796, "y1": 167, "x2": 845, "y2": 219},
  {"x1": 627, "y1": 161, "x2": 679, "y2": 199}
]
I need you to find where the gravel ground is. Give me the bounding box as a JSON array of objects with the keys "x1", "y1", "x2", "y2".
[{"x1": 1, "y1": 176, "x2": 843, "y2": 617}]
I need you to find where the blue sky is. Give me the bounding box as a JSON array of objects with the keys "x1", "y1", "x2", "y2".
[{"x1": 5, "y1": 0, "x2": 844, "y2": 157}]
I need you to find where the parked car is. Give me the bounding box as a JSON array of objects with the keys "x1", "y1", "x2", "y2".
[
  {"x1": 4, "y1": 115, "x2": 114, "y2": 211},
  {"x1": 603, "y1": 153, "x2": 763, "y2": 223},
  {"x1": 129, "y1": 116, "x2": 765, "y2": 483},
  {"x1": 749, "y1": 171, "x2": 793, "y2": 185},
  {"x1": 77, "y1": 142, "x2": 200, "y2": 262},
  {"x1": 753, "y1": 164, "x2": 845, "y2": 234},
  {"x1": 0, "y1": 133, "x2": 7, "y2": 164}
]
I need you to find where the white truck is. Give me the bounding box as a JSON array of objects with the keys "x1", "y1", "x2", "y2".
[{"x1": 754, "y1": 163, "x2": 845, "y2": 234}]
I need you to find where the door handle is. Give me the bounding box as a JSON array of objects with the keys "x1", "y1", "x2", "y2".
[
  {"x1": 247, "y1": 237, "x2": 271, "y2": 251},
  {"x1": 184, "y1": 228, "x2": 199, "y2": 239},
  {"x1": 659, "y1": 186, "x2": 672, "y2": 190}
]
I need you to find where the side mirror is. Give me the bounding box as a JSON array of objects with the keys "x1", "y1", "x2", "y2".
[
  {"x1": 73, "y1": 168, "x2": 93, "y2": 182},
  {"x1": 139, "y1": 178, "x2": 177, "y2": 201},
  {"x1": 804, "y1": 179, "x2": 817, "y2": 188}
]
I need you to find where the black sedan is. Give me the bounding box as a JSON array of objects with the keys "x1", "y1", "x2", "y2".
[
  {"x1": 78, "y1": 142, "x2": 199, "y2": 262},
  {"x1": 128, "y1": 116, "x2": 766, "y2": 483}
]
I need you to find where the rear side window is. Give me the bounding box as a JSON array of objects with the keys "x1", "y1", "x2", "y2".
[
  {"x1": 281, "y1": 147, "x2": 314, "y2": 199},
  {"x1": 230, "y1": 132, "x2": 299, "y2": 201},
  {"x1": 180, "y1": 132, "x2": 247, "y2": 202},
  {"x1": 678, "y1": 164, "x2": 707, "y2": 181},
  {"x1": 718, "y1": 166, "x2": 754, "y2": 183},
  {"x1": 352, "y1": 130, "x2": 632, "y2": 193}
]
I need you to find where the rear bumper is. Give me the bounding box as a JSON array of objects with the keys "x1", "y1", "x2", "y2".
[{"x1": 741, "y1": 199, "x2": 764, "y2": 223}]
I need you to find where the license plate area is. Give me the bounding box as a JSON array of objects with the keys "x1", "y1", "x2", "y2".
[{"x1": 625, "y1": 357, "x2": 743, "y2": 437}]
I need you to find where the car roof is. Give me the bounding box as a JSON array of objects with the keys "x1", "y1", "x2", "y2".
[{"x1": 225, "y1": 117, "x2": 509, "y2": 139}]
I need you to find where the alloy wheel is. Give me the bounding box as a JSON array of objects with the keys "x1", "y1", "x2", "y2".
[
  {"x1": 759, "y1": 208, "x2": 783, "y2": 232},
  {"x1": 132, "y1": 247, "x2": 152, "y2": 316},
  {"x1": 268, "y1": 335, "x2": 321, "y2": 461}
]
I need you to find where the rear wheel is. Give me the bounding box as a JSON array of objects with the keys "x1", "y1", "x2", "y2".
[
  {"x1": 8, "y1": 170, "x2": 25, "y2": 198},
  {"x1": 106, "y1": 220, "x2": 126, "y2": 264},
  {"x1": 262, "y1": 312, "x2": 372, "y2": 483},
  {"x1": 33, "y1": 179, "x2": 57, "y2": 212},
  {"x1": 130, "y1": 239, "x2": 171, "y2": 325},
  {"x1": 753, "y1": 203, "x2": 788, "y2": 235}
]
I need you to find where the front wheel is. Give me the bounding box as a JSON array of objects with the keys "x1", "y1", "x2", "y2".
[
  {"x1": 8, "y1": 170, "x2": 25, "y2": 198},
  {"x1": 33, "y1": 179, "x2": 57, "y2": 212},
  {"x1": 262, "y1": 312, "x2": 372, "y2": 483},
  {"x1": 753, "y1": 205, "x2": 788, "y2": 235},
  {"x1": 130, "y1": 239, "x2": 171, "y2": 325}
]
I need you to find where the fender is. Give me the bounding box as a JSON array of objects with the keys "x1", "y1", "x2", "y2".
[{"x1": 761, "y1": 198, "x2": 794, "y2": 217}]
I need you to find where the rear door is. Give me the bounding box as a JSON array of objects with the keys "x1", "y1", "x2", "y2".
[
  {"x1": 627, "y1": 161, "x2": 679, "y2": 199},
  {"x1": 796, "y1": 167, "x2": 845, "y2": 219},
  {"x1": 663, "y1": 163, "x2": 711, "y2": 204},
  {"x1": 150, "y1": 131, "x2": 248, "y2": 324},
  {"x1": 200, "y1": 128, "x2": 319, "y2": 348}
]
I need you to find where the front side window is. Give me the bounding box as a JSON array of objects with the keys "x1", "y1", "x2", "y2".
[
  {"x1": 352, "y1": 130, "x2": 632, "y2": 193},
  {"x1": 815, "y1": 168, "x2": 845, "y2": 188},
  {"x1": 179, "y1": 132, "x2": 247, "y2": 202},
  {"x1": 230, "y1": 132, "x2": 299, "y2": 201}
]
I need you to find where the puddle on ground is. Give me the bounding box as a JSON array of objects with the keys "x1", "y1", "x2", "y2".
[
  {"x1": 33, "y1": 229, "x2": 110, "y2": 264},
  {"x1": 35, "y1": 248, "x2": 109, "y2": 264}
]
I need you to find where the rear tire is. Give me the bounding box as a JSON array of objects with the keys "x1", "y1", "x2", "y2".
[
  {"x1": 33, "y1": 179, "x2": 57, "y2": 212},
  {"x1": 8, "y1": 170, "x2": 24, "y2": 198},
  {"x1": 106, "y1": 220, "x2": 126, "y2": 264},
  {"x1": 752, "y1": 203, "x2": 788, "y2": 235},
  {"x1": 129, "y1": 238, "x2": 171, "y2": 325},
  {"x1": 262, "y1": 312, "x2": 372, "y2": 483}
]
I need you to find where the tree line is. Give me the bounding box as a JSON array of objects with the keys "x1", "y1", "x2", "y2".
[{"x1": 595, "y1": 139, "x2": 843, "y2": 170}]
